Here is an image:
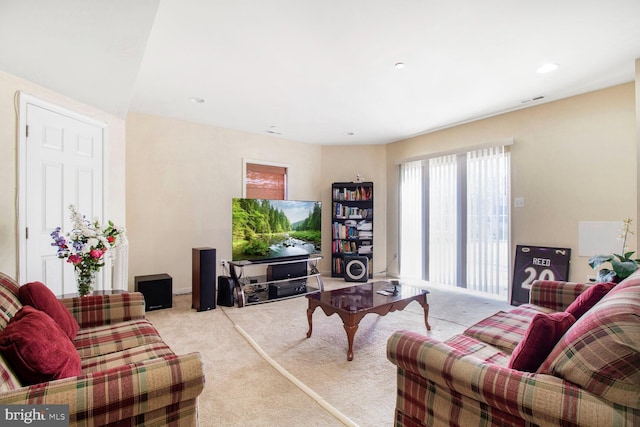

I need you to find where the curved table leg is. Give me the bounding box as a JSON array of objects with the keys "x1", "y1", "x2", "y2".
[
  {"x1": 343, "y1": 323, "x2": 359, "y2": 361},
  {"x1": 420, "y1": 294, "x2": 431, "y2": 331},
  {"x1": 306, "y1": 304, "x2": 317, "y2": 338}
]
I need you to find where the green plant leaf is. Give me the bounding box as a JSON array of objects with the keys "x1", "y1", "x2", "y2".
[
  {"x1": 615, "y1": 253, "x2": 634, "y2": 262},
  {"x1": 610, "y1": 257, "x2": 639, "y2": 280}
]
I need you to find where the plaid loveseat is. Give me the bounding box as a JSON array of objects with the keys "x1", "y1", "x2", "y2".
[
  {"x1": 387, "y1": 271, "x2": 640, "y2": 426},
  {"x1": 0, "y1": 272, "x2": 205, "y2": 426}
]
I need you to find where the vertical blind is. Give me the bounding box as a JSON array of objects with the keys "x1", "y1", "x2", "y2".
[
  {"x1": 429, "y1": 155, "x2": 458, "y2": 285},
  {"x1": 399, "y1": 161, "x2": 423, "y2": 278},
  {"x1": 466, "y1": 146, "x2": 510, "y2": 295}
]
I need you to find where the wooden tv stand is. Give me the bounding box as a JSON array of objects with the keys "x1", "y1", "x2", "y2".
[{"x1": 229, "y1": 256, "x2": 324, "y2": 307}]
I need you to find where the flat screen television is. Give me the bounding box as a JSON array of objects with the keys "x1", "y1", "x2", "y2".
[{"x1": 232, "y1": 198, "x2": 322, "y2": 262}]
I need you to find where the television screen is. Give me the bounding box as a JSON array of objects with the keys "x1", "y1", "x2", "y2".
[{"x1": 232, "y1": 198, "x2": 322, "y2": 262}]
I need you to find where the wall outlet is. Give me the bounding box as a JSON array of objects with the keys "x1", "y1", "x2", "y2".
[
  {"x1": 221, "y1": 259, "x2": 227, "y2": 267},
  {"x1": 514, "y1": 197, "x2": 525, "y2": 208}
]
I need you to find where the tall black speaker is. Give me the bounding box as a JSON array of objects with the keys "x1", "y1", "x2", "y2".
[
  {"x1": 217, "y1": 276, "x2": 235, "y2": 307},
  {"x1": 192, "y1": 247, "x2": 216, "y2": 311}
]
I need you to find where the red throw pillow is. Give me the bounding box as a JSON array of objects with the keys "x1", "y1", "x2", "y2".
[
  {"x1": 565, "y1": 282, "x2": 616, "y2": 320},
  {"x1": 19, "y1": 281, "x2": 79, "y2": 339},
  {"x1": 0, "y1": 306, "x2": 81, "y2": 385},
  {"x1": 508, "y1": 311, "x2": 575, "y2": 372}
]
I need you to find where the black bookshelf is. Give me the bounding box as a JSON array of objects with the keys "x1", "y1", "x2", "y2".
[{"x1": 331, "y1": 182, "x2": 373, "y2": 279}]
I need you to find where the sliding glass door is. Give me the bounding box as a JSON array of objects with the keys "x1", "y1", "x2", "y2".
[{"x1": 400, "y1": 145, "x2": 511, "y2": 297}]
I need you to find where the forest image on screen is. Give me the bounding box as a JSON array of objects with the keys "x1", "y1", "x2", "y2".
[{"x1": 232, "y1": 198, "x2": 322, "y2": 261}]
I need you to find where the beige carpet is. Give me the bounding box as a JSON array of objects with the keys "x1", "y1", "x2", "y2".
[{"x1": 145, "y1": 277, "x2": 513, "y2": 427}]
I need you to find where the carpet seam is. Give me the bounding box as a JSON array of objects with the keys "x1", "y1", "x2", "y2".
[{"x1": 223, "y1": 310, "x2": 359, "y2": 427}]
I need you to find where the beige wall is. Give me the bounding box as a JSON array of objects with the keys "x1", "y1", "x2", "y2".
[
  {"x1": 2, "y1": 70, "x2": 637, "y2": 296},
  {"x1": 320, "y1": 144, "x2": 388, "y2": 276},
  {"x1": 0, "y1": 71, "x2": 126, "y2": 279},
  {"x1": 126, "y1": 113, "x2": 324, "y2": 292},
  {"x1": 386, "y1": 83, "x2": 637, "y2": 284}
]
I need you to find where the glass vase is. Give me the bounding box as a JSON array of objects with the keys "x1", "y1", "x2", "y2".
[{"x1": 75, "y1": 268, "x2": 96, "y2": 297}]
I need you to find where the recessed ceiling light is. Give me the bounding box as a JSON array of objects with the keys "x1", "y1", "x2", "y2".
[
  {"x1": 536, "y1": 63, "x2": 558, "y2": 74},
  {"x1": 346, "y1": 132, "x2": 355, "y2": 136},
  {"x1": 394, "y1": 62, "x2": 405, "y2": 69},
  {"x1": 189, "y1": 97, "x2": 205, "y2": 104}
]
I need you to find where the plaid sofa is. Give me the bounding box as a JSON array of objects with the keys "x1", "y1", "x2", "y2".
[
  {"x1": 387, "y1": 271, "x2": 640, "y2": 426},
  {"x1": 0, "y1": 272, "x2": 205, "y2": 426}
]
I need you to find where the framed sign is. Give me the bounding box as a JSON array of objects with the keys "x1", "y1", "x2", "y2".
[{"x1": 511, "y1": 245, "x2": 571, "y2": 305}]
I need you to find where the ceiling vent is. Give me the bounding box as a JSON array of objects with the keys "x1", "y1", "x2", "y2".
[{"x1": 520, "y1": 95, "x2": 545, "y2": 104}]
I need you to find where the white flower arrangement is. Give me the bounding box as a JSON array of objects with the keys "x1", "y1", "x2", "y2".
[{"x1": 51, "y1": 205, "x2": 125, "y2": 296}]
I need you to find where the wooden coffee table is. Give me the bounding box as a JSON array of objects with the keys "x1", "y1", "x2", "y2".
[{"x1": 306, "y1": 281, "x2": 430, "y2": 361}]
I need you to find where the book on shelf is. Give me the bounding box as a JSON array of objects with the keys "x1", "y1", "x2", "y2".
[
  {"x1": 356, "y1": 221, "x2": 372, "y2": 231},
  {"x1": 332, "y1": 222, "x2": 359, "y2": 239},
  {"x1": 333, "y1": 202, "x2": 371, "y2": 219},
  {"x1": 333, "y1": 257, "x2": 343, "y2": 274},
  {"x1": 332, "y1": 185, "x2": 373, "y2": 202},
  {"x1": 332, "y1": 240, "x2": 358, "y2": 254}
]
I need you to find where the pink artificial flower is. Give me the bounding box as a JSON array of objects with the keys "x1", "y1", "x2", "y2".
[
  {"x1": 68, "y1": 254, "x2": 82, "y2": 265},
  {"x1": 90, "y1": 249, "x2": 104, "y2": 259}
]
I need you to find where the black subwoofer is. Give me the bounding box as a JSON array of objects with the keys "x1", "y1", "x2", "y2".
[
  {"x1": 135, "y1": 273, "x2": 172, "y2": 311},
  {"x1": 192, "y1": 247, "x2": 216, "y2": 311},
  {"x1": 217, "y1": 275, "x2": 235, "y2": 307},
  {"x1": 344, "y1": 256, "x2": 369, "y2": 282}
]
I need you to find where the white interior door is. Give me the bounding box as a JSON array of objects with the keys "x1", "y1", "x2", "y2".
[{"x1": 19, "y1": 94, "x2": 105, "y2": 296}]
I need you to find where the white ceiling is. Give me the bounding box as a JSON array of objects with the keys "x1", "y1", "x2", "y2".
[{"x1": 2, "y1": 0, "x2": 640, "y2": 145}]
